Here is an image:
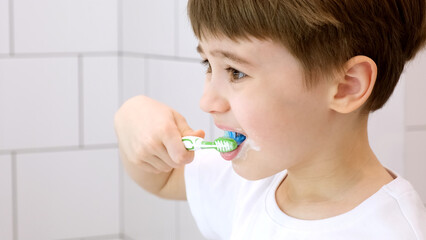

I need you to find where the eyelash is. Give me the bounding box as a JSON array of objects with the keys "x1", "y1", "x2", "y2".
[{"x1": 201, "y1": 59, "x2": 247, "y2": 81}]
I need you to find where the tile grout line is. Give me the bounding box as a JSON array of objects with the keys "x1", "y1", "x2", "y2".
[
  {"x1": 117, "y1": 53, "x2": 124, "y2": 106},
  {"x1": 0, "y1": 51, "x2": 119, "y2": 58},
  {"x1": 57, "y1": 233, "x2": 121, "y2": 240},
  {"x1": 174, "y1": 0, "x2": 179, "y2": 57},
  {"x1": 144, "y1": 58, "x2": 150, "y2": 96},
  {"x1": 117, "y1": 0, "x2": 123, "y2": 53},
  {"x1": 116, "y1": 0, "x2": 125, "y2": 234},
  {"x1": 0, "y1": 51, "x2": 201, "y2": 63},
  {"x1": 11, "y1": 152, "x2": 18, "y2": 240},
  {"x1": 402, "y1": 79, "x2": 407, "y2": 177},
  {"x1": 118, "y1": 150, "x2": 125, "y2": 235},
  {"x1": 117, "y1": 0, "x2": 125, "y2": 229},
  {"x1": 406, "y1": 125, "x2": 426, "y2": 132},
  {"x1": 9, "y1": 0, "x2": 14, "y2": 55},
  {"x1": 117, "y1": 0, "x2": 124, "y2": 106},
  {"x1": 78, "y1": 55, "x2": 85, "y2": 147},
  {"x1": 0, "y1": 144, "x2": 118, "y2": 155},
  {"x1": 123, "y1": 51, "x2": 200, "y2": 63},
  {"x1": 175, "y1": 202, "x2": 180, "y2": 240}
]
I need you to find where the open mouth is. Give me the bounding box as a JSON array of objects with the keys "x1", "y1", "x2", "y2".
[
  {"x1": 220, "y1": 131, "x2": 247, "y2": 161},
  {"x1": 224, "y1": 131, "x2": 247, "y2": 146}
]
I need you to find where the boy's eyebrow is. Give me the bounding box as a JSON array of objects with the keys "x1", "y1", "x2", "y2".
[{"x1": 196, "y1": 45, "x2": 253, "y2": 67}]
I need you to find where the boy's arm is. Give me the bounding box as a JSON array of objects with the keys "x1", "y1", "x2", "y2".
[
  {"x1": 122, "y1": 156, "x2": 186, "y2": 200},
  {"x1": 115, "y1": 95, "x2": 202, "y2": 200}
]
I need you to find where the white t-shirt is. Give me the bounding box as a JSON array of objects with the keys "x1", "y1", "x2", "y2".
[{"x1": 184, "y1": 149, "x2": 426, "y2": 240}]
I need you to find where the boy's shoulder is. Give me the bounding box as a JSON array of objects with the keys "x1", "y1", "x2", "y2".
[{"x1": 380, "y1": 176, "x2": 426, "y2": 239}]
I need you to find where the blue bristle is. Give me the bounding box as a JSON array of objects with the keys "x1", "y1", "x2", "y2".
[{"x1": 224, "y1": 131, "x2": 246, "y2": 145}]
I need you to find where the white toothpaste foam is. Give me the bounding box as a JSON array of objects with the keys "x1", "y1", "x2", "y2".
[{"x1": 236, "y1": 138, "x2": 261, "y2": 159}]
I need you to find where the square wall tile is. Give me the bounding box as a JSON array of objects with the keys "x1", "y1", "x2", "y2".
[
  {"x1": 368, "y1": 79, "x2": 405, "y2": 174},
  {"x1": 14, "y1": 0, "x2": 117, "y2": 53},
  {"x1": 122, "y1": 56, "x2": 146, "y2": 103},
  {"x1": 177, "y1": 0, "x2": 199, "y2": 59},
  {"x1": 123, "y1": 171, "x2": 176, "y2": 240},
  {"x1": 405, "y1": 48, "x2": 426, "y2": 126},
  {"x1": 0, "y1": 155, "x2": 13, "y2": 240},
  {"x1": 83, "y1": 56, "x2": 119, "y2": 145},
  {"x1": 147, "y1": 59, "x2": 210, "y2": 136},
  {"x1": 123, "y1": 0, "x2": 175, "y2": 55},
  {"x1": 0, "y1": 58, "x2": 79, "y2": 150},
  {"x1": 16, "y1": 149, "x2": 120, "y2": 240},
  {"x1": 405, "y1": 131, "x2": 426, "y2": 203},
  {"x1": 0, "y1": 0, "x2": 9, "y2": 54}
]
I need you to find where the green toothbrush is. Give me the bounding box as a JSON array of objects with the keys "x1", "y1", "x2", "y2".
[{"x1": 182, "y1": 136, "x2": 238, "y2": 153}]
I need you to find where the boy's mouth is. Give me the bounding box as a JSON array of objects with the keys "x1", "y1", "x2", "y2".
[{"x1": 221, "y1": 131, "x2": 247, "y2": 161}]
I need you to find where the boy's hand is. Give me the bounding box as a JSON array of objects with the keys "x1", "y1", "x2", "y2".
[{"x1": 114, "y1": 95, "x2": 205, "y2": 174}]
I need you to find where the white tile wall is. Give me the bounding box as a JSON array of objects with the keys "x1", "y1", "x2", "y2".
[
  {"x1": 14, "y1": 0, "x2": 117, "y2": 53},
  {"x1": 368, "y1": 79, "x2": 405, "y2": 174},
  {"x1": 0, "y1": 0, "x2": 9, "y2": 54},
  {"x1": 405, "y1": 131, "x2": 426, "y2": 202},
  {"x1": 177, "y1": 0, "x2": 199, "y2": 58},
  {"x1": 405, "y1": 48, "x2": 426, "y2": 126},
  {"x1": 0, "y1": 58, "x2": 79, "y2": 150},
  {"x1": 0, "y1": 155, "x2": 13, "y2": 240},
  {"x1": 123, "y1": 0, "x2": 176, "y2": 55},
  {"x1": 123, "y1": 173, "x2": 176, "y2": 240},
  {"x1": 83, "y1": 56, "x2": 119, "y2": 145},
  {"x1": 122, "y1": 57, "x2": 146, "y2": 102},
  {"x1": 16, "y1": 149, "x2": 120, "y2": 240},
  {"x1": 146, "y1": 59, "x2": 210, "y2": 135}
]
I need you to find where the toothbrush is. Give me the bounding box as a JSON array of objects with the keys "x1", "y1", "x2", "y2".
[{"x1": 182, "y1": 136, "x2": 238, "y2": 153}]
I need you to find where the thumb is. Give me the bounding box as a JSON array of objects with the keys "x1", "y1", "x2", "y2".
[
  {"x1": 173, "y1": 111, "x2": 205, "y2": 138},
  {"x1": 184, "y1": 129, "x2": 206, "y2": 139}
]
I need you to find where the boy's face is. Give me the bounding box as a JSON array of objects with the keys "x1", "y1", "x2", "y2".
[{"x1": 198, "y1": 35, "x2": 334, "y2": 180}]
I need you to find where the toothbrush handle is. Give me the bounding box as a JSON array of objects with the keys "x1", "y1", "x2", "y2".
[
  {"x1": 182, "y1": 136, "x2": 216, "y2": 151},
  {"x1": 200, "y1": 142, "x2": 217, "y2": 150}
]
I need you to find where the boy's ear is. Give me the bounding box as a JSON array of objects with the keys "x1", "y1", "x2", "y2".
[{"x1": 329, "y1": 56, "x2": 377, "y2": 113}]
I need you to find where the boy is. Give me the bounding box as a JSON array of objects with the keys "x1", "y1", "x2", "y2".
[{"x1": 115, "y1": 0, "x2": 426, "y2": 239}]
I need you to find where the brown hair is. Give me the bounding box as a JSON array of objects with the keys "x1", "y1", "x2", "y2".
[{"x1": 188, "y1": 0, "x2": 426, "y2": 111}]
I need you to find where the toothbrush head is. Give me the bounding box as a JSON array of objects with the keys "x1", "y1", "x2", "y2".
[
  {"x1": 224, "y1": 131, "x2": 246, "y2": 145},
  {"x1": 213, "y1": 137, "x2": 238, "y2": 153}
]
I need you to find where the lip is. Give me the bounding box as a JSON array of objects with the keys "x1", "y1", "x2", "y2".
[
  {"x1": 215, "y1": 123, "x2": 246, "y2": 135},
  {"x1": 220, "y1": 141, "x2": 245, "y2": 161},
  {"x1": 215, "y1": 123, "x2": 247, "y2": 161}
]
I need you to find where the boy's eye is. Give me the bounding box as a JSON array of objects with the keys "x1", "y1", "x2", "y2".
[
  {"x1": 201, "y1": 59, "x2": 212, "y2": 73},
  {"x1": 227, "y1": 68, "x2": 247, "y2": 81},
  {"x1": 201, "y1": 60, "x2": 247, "y2": 81}
]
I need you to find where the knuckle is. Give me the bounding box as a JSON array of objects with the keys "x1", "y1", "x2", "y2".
[
  {"x1": 142, "y1": 163, "x2": 160, "y2": 174},
  {"x1": 173, "y1": 152, "x2": 190, "y2": 165},
  {"x1": 159, "y1": 122, "x2": 175, "y2": 136},
  {"x1": 160, "y1": 165, "x2": 173, "y2": 173}
]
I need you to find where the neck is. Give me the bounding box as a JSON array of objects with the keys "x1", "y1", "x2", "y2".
[{"x1": 276, "y1": 115, "x2": 394, "y2": 219}]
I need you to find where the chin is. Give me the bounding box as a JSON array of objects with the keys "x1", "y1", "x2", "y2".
[{"x1": 231, "y1": 151, "x2": 278, "y2": 181}]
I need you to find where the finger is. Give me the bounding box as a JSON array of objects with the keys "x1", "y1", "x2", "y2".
[
  {"x1": 189, "y1": 129, "x2": 206, "y2": 138},
  {"x1": 155, "y1": 144, "x2": 180, "y2": 169},
  {"x1": 164, "y1": 111, "x2": 206, "y2": 165},
  {"x1": 173, "y1": 111, "x2": 205, "y2": 138},
  {"x1": 140, "y1": 162, "x2": 161, "y2": 174},
  {"x1": 162, "y1": 127, "x2": 195, "y2": 165},
  {"x1": 147, "y1": 155, "x2": 173, "y2": 173}
]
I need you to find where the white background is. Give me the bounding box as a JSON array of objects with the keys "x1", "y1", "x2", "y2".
[{"x1": 0, "y1": 0, "x2": 425, "y2": 239}]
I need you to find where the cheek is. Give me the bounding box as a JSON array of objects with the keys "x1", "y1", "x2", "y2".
[{"x1": 233, "y1": 96, "x2": 282, "y2": 146}]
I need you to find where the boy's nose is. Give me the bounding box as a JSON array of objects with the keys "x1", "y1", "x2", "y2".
[{"x1": 199, "y1": 81, "x2": 230, "y2": 114}]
